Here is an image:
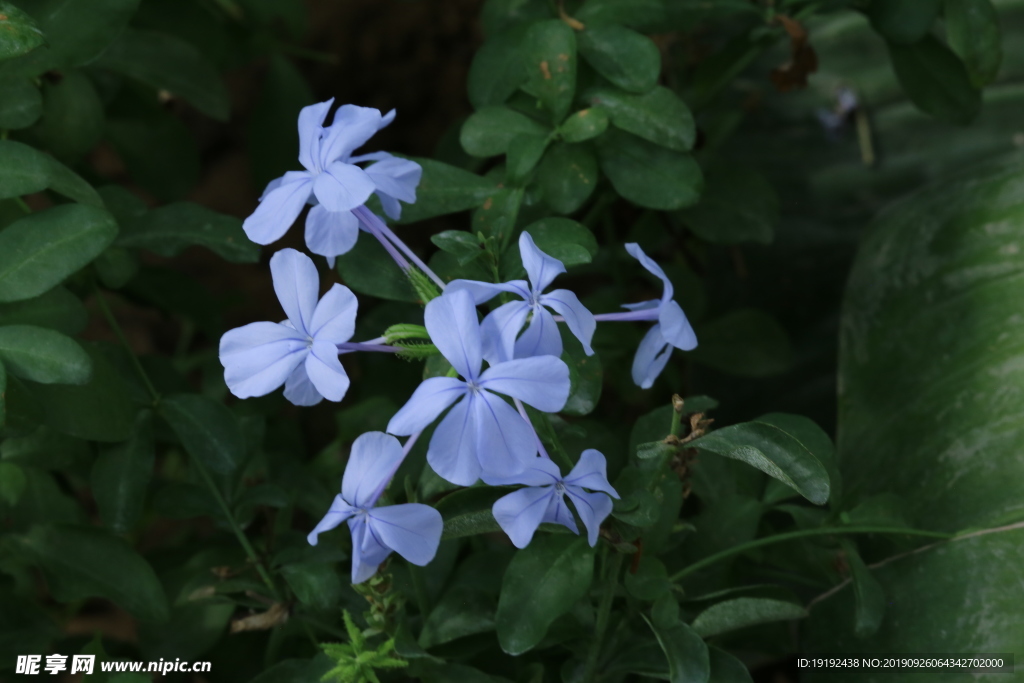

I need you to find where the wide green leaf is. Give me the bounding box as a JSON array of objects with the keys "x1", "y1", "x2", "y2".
[
  {"x1": 586, "y1": 86, "x2": 695, "y2": 152},
  {"x1": 495, "y1": 535, "x2": 595, "y2": 654},
  {"x1": 839, "y1": 540, "x2": 885, "y2": 638},
  {"x1": 468, "y1": 29, "x2": 527, "y2": 109},
  {"x1": 522, "y1": 20, "x2": 577, "y2": 122},
  {"x1": 246, "y1": 54, "x2": 313, "y2": 188},
  {"x1": 336, "y1": 235, "x2": 418, "y2": 303},
  {"x1": 596, "y1": 129, "x2": 702, "y2": 210},
  {"x1": 280, "y1": 562, "x2": 342, "y2": 612},
  {"x1": 420, "y1": 586, "x2": 496, "y2": 647},
  {"x1": 945, "y1": 0, "x2": 1002, "y2": 88},
  {"x1": 106, "y1": 110, "x2": 201, "y2": 201},
  {"x1": 691, "y1": 597, "x2": 807, "y2": 637},
  {"x1": 91, "y1": 410, "x2": 154, "y2": 534},
  {"x1": 19, "y1": 523, "x2": 169, "y2": 622},
  {"x1": 689, "y1": 309, "x2": 793, "y2": 378},
  {"x1": 431, "y1": 230, "x2": 484, "y2": 266},
  {"x1": 118, "y1": 202, "x2": 259, "y2": 263},
  {"x1": 577, "y1": 24, "x2": 660, "y2": 93},
  {"x1": 536, "y1": 141, "x2": 599, "y2": 214},
  {"x1": 888, "y1": 35, "x2": 981, "y2": 126},
  {"x1": 0, "y1": 139, "x2": 102, "y2": 206},
  {"x1": 161, "y1": 393, "x2": 244, "y2": 475},
  {"x1": 519, "y1": 217, "x2": 598, "y2": 266},
  {"x1": 708, "y1": 647, "x2": 753, "y2": 683},
  {"x1": 0, "y1": 204, "x2": 117, "y2": 303},
  {"x1": 436, "y1": 486, "x2": 509, "y2": 539},
  {"x1": 689, "y1": 414, "x2": 832, "y2": 505},
  {"x1": 0, "y1": 77, "x2": 41, "y2": 128},
  {"x1": 868, "y1": 0, "x2": 942, "y2": 44},
  {"x1": 95, "y1": 29, "x2": 229, "y2": 120},
  {"x1": 0, "y1": 286, "x2": 86, "y2": 335},
  {"x1": 506, "y1": 132, "x2": 551, "y2": 182},
  {"x1": 35, "y1": 70, "x2": 104, "y2": 160},
  {"x1": 641, "y1": 614, "x2": 710, "y2": 683},
  {"x1": 677, "y1": 164, "x2": 778, "y2": 245},
  {"x1": 559, "y1": 107, "x2": 609, "y2": 143},
  {"x1": 460, "y1": 105, "x2": 550, "y2": 158},
  {"x1": 0, "y1": 324, "x2": 90, "y2": 385},
  {"x1": 397, "y1": 158, "x2": 497, "y2": 224},
  {"x1": 0, "y1": 361, "x2": 6, "y2": 429},
  {"x1": 560, "y1": 327, "x2": 602, "y2": 416},
  {"x1": 0, "y1": 2, "x2": 45, "y2": 62}
]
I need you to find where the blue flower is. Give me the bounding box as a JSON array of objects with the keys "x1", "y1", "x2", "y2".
[
  {"x1": 219, "y1": 248, "x2": 356, "y2": 406},
  {"x1": 624, "y1": 243, "x2": 698, "y2": 389},
  {"x1": 243, "y1": 100, "x2": 422, "y2": 263},
  {"x1": 489, "y1": 449, "x2": 619, "y2": 548},
  {"x1": 386, "y1": 290, "x2": 571, "y2": 486},
  {"x1": 447, "y1": 232, "x2": 596, "y2": 363},
  {"x1": 307, "y1": 432, "x2": 442, "y2": 584}
]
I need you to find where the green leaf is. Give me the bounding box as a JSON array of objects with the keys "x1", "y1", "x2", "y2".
[
  {"x1": 0, "y1": 460, "x2": 26, "y2": 506},
  {"x1": 247, "y1": 657, "x2": 335, "y2": 683},
  {"x1": 586, "y1": 86, "x2": 695, "y2": 152},
  {"x1": 160, "y1": 393, "x2": 244, "y2": 475},
  {"x1": 0, "y1": 325, "x2": 90, "y2": 384},
  {"x1": 522, "y1": 19, "x2": 577, "y2": 122},
  {"x1": 0, "y1": 77, "x2": 41, "y2": 128},
  {"x1": 868, "y1": 0, "x2": 941, "y2": 44},
  {"x1": 707, "y1": 647, "x2": 753, "y2": 683},
  {"x1": 2, "y1": 426, "x2": 89, "y2": 469},
  {"x1": 468, "y1": 29, "x2": 527, "y2": 109},
  {"x1": 577, "y1": 24, "x2": 660, "y2": 93},
  {"x1": 641, "y1": 614, "x2": 710, "y2": 683},
  {"x1": 560, "y1": 326, "x2": 602, "y2": 416},
  {"x1": 496, "y1": 535, "x2": 595, "y2": 654},
  {"x1": 839, "y1": 540, "x2": 885, "y2": 639},
  {"x1": 420, "y1": 586, "x2": 496, "y2": 647},
  {"x1": 336, "y1": 236, "x2": 418, "y2": 303},
  {"x1": 91, "y1": 411, "x2": 154, "y2": 534},
  {"x1": 0, "y1": 203, "x2": 117, "y2": 303},
  {"x1": 689, "y1": 414, "x2": 832, "y2": 506},
  {"x1": 19, "y1": 523, "x2": 169, "y2": 622},
  {"x1": 247, "y1": 54, "x2": 314, "y2": 189},
  {"x1": 624, "y1": 556, "x2": 671, "y2": 601},
  {"x1": 431, "y1": 230, "x2": 484, "y2": 266},
  {"x1": 559, "y1": 107, "x2": 609, "y2": 143},
  {"x1": 118, "y1": 202, "x2": 259, "y2": 263},
  {"x1": 436, "y1": 486, "x2": 509, "y2": 539},
  {"x1": 0, "y1": 360, "x2": 5, "y2": 428},
  {"x1": 34, "y1": 70, "x2": 104, "y2": 160},
  {"x1": 506, "y1": 132, "x2": 551, "y2": 182},
  {"x1": 106, "y1": 110, "x2": 201, "y2": 201},
  {"x1": 95, "y1": 29, "x2": 229, "y2": 120},
  {"x1": 676, "y1": 164, "x2": 778, "y2": 245},
  {"x1": 480, "y1": 0, "x2": 549, "y2": 36},
  {"x1": 280, "y1": 562, "x2": 342, "y2": 612},
  {"x1": 691, "y1": 597, "x2": 807, "y2": 638},
  {"x1": 689, "y1": 309, "x2": 793, "y2": 378},
  {"x1": 537, "y1": 141, "x2": 599, "y2": 214},
  {"x1": 397, "y1": 158, "x2": 498, "y2": 224},
  {"x1": 0, "y1": 286, "x2": 86, "y2": 335},
  {"x1": 888, "y1": 35, "x2": 981, "y2": 126},
  {"x1": 0, "y1": 2, "x2": 45, "y2": 62},
  {"x1": 574, "y1": 0, "x2": 670, "y2": 31},
  {"x1": 0, "y1": 139, "x2": 102, "y2": 205},
  {"x1": 460, "y1": 105, "x2": 550, "y2": 157},
  {"x1": 596, "y1": 129, "x2": 702, "y2": 210},
  {"x1": 30, "y1": 342, "x2": 137, "y2": 442},
  {"x1": 945, "y1": 0, "x2": 1002, "y2": 88},
  {"x1": 522, "y1": 217, "x2": 598, "y2": 266},
  {"x1": 471, "y1": 186, "x2": 523, "y2": 245}
]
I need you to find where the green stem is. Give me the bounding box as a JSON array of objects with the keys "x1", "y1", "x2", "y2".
[
  {"x1": 93, "y1": 284, "x2": 161, "y2": 406},
  {"x1": 669, "y1": 526, "x2": 953, "y2": 582},
  {"x1": 14, "y1": 197, "x2": 31, "y2": 214},
  {"x1": 583, "y1": 550, "x2": 624, "y2": 683}
]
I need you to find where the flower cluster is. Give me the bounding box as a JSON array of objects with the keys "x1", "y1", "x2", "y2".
[{"x1": 220, "y1": 101, "x2": 699, "y2": 583}]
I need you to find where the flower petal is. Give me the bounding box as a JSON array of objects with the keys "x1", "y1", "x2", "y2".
[
  {"x1": 474, "y1": 390, "x2": 536, "y2": 478},
  {"x1": 541, "y1": 289, "x2": 596, "y2": 355},
  {"x1": 243, "y1": 176, "x2": 313, "y2": 245},
  {"x1": 386, "y1": 377, "x2": 467, "y2": 436},
  {"x1": 564, "y1": 487, "x2": 614, "y2": 546},
  {"x1": 220, "y1": 322, "x2": 307, "y2": 399},
  {"x1": 542, "y1": 493, "x2": 579, "y2": 535},
  {"x1": 631, "y1": 324, "x2": 673, "y2": 389},
  {"x1": 520, "y1": 232, "x2": 565, "y2": 293},
  {"x1": 319, "y1": 104, "x2": 383, "y2": 165},
  {"x1": 480, "y1": 300, "x2": 531, "y2": 365},
  {"x1": 364, "y1": 155, "x2": 422, "y2": 204},
  {"x1": 298, "y1": 99, "x2": 333, "y2": 172},
  {"x1": 564, "y1": 449, "x2": 619, "y2": 498},
  {"x1": 482, "y1": 456, "x2": 562, "y2": 486},
  {"x1": 447, "y1": 279, "x2": 530, "y2": 305},
  {"x1": 304, "y1": 339, "x2": 350, "y2": 402},
  {"x1": 270, "y1": 248, "x2": 320, "y2": 335},
  {"x1": 426, "y1": 290, "x2": 483, "y2": 380},
  {"x1": 625, "y1": 242, "x2": 673, "y2": 304},
  {"x1": 377, "y1": 192, "x2": 403, "y2": 221},
  {"x1": 283, "y1": 362, "x2": 323, "y2": 406},
  {"x1": 342, "y1": 431, "x2": 406, "y2": 508},
  {"x1": 658, "y1": 299, "x2": 698, "y2": 351},
  {"x1": 312, "y1": 161, "x2": 376, "y2": 213},
  {"x1": 310, "y1": 283, "x2": 358, "y2": 342},
  {"x1": 478, "y1": 355, "x2": 570, "y2": 413},
  {"x1": 349, "y1": 515, "x2": 393, "y2": 583},
  {"x1": 305, "y1": 205, "x2": 360, "y2": 260},
  {"x1": 306, "y1": 493, "x2": 357, "y2": 545},
  {"x1": 492, "y1": 486, "x2": 555, "y2": 549},
  {"x1": 367, "y1": 504, "x2": 443, "y2": 566},
  {"x1": 426, "y1": 394, "x2": 480, "y2": 486},
  {"x1": 513, "y1": 306, "x2": 562, "y2": 359}
]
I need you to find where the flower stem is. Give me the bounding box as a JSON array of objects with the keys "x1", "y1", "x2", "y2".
[
  {"x1": 583, "y1": 549, "x2": 624, "y2": 683},
  {"x1": 335, "y1": 341, "x2": 404, "y2": 354},
  {"x1": 669, "y1": 525, "x2": 953, "y2": 582},
  {"x1": 514, "y1": 398, "x2": 551, "y2": 460},
  {"x1": 354, "y1": 205, "x2": 447, "y2": 290},
  {"x1": 402, "y1": 430, "x2": 423, "y2": 457}
]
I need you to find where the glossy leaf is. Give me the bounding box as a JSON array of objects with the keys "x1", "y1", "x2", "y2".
[
  {"x1": 0, "y1": 140, "x2": 102, "y2": 206},
  {"x1": 280, "y1": 563, "x2": 342, "y2": 612},
  {"x1": 0, "y1": 2, "x2": 45, "y2": 62},
  {"x1": 839, "y1": 540, "x2": 885, "y2": 638},
  {"x1": 420, "y1": 586, "x2": 496, "y2": 647},
  {"x1": 436, "y1": 486, "x2": 509, "y2": 539},
  {"x1": 0, "y1": 77, "x2": 41, "y2": 129},
  {"x1": 945, "y1": 0, "x2": 1002, "y2": 87},
  {"x1": 689, "y1": 309, "x2": 793, "y2": 378},
  {"x1": 537, "y1": 141, "x2": 598, "y2": 214},
  {"x1": 708, "y1": 647, "x2": 753, "y2": 683},
  {"x1": 586, "y1": 86, "x2": 695, "y2": 152},
  {"x1": 0, "y1": 325, "x2": 90, "y2": 385},
  {"x1": 0, "y1": 204, "x2": 117, "y2": 303},
  {"x1": 91, "y1": 411, "x2": 154, "y2": 534},
  {"x1": 431, "y1": 230, "x2": 484, "y2": 266},
  {"x1": 19, "y1": 523, "x2": 169, "y2": 622},
  {"x1": 35, "y1": 70, "x2": 104, "y2": 160},
  {"x1": 577, "y1": 24, "x2": 660, "y2": 93},
  {"x1": 559, "y1": 107, "x2": 609, "y2": 143},
  {"x1": 560, "y1": 328, "x2": 602, "y2": 416},
  {"x1": 868, "y1": 0, "x2": 942, "y2": 44},
  {"x1": 691, "y1": 597, "x2": 807, "y2": 637},
  {"x1": 690, "y1": 414, "x2": 832, "y2": 506},
  {"x1": 522, "y1": 217, "x2": 598, "y2": 266},
  {"x1": 118, "y1": 202, "x2": 259, "y2": 263},
  {"x1": 641, "y1": 614, "x2": 710, "y2": 683},
  {"x1": 596, "y1": 129, "x2": 702, "y2": 210},
  {"x1": 677, "y1": 164, "x2": 778, "y2": 245},
  {"x1": 461, "y1": 105, "x2": 550, "y2": 158},
  {"x1": 161, "y1": 394, "x2": 244, "y2": 475},
  {"x1": 0, "y1": 361, "x2": 5, "y2": 429},
  {"x1": 522, "y1": 20, "x2": 577, "y2": 122},
  {"x1": 888, "y1": 35, "x2": 981, "y2": 126},
  {"x1": 496, "y1": 535, "x2": 595, "y2": 654},
  {"x1": 506, "y1": 132, "x2": 551, "y2": 182},
  {"x1": 468, "y1": 29, "x2": 527, "y2": 109},
  {"x1": 470, "y1": 186, "x2": 523, "y2": 245},
  {"x1": 0, "y1": 287, "x2": 86, "y2": 335},
  {"x1": 397, "y1": 158, "x2": 498, "y2": 224}
]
